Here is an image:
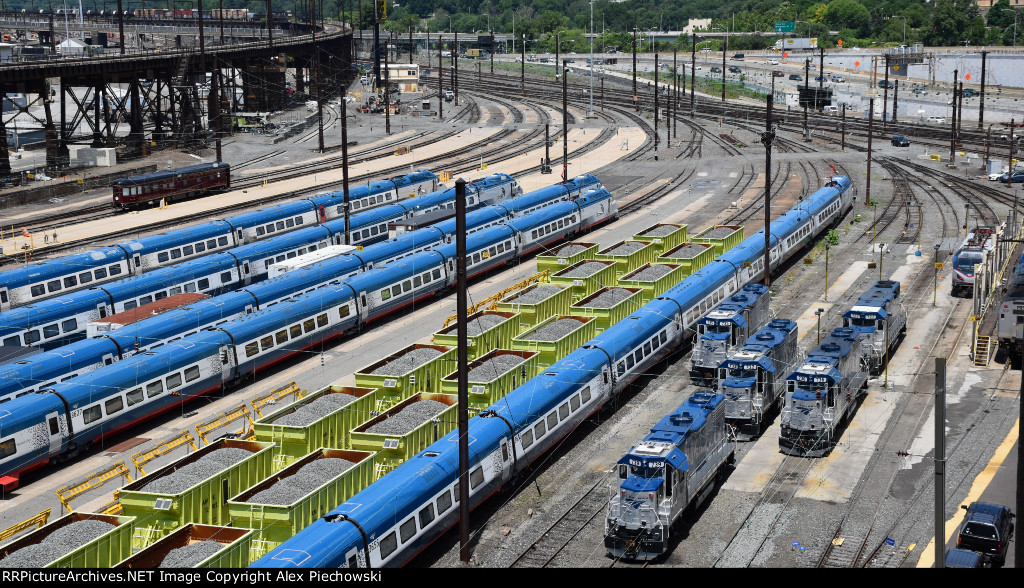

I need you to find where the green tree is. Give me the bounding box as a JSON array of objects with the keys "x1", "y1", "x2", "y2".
[{"x1": 824, "y1": 0, "x2": 871, "y2": 34}]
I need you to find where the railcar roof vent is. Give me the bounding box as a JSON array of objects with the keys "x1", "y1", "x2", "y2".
[
  {"x1": 669, "y1": 413, "x2": 694, "y2": 426},
  {"x1": 821, "y1": 343, "x2": 841, "y2": 352}
]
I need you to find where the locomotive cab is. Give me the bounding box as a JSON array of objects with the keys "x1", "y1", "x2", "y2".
[
  {"x1": 606, "y1": 445, "x2": 676, "y2": 559},
  {"x1": 719, "y1": 351, "x2": 774, "y2": 436}
]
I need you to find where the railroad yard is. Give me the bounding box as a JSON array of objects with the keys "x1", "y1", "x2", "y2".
[{"x1": 0, "y1": 18, "x2": 1020, "y2": 570}]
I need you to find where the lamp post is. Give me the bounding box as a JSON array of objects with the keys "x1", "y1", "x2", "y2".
[
  {"x1": 934, "y1": 242, "x2": 941, "y2": 306},
  {"x1": 879, "y1": 242, "x2": 886, "y2": 281},
  {"x1": 1004, "y1": 9, "x2": 1020, "y2": 47},
  {"x1": 589, "y1": 0, "x2": 594, "y2": 116},
  {"x1": 889, "y1": 15, "x2": 907, "y2": 46},
  {"x1": 824, "y1": 241, "x2": 830, "y2": 302}
]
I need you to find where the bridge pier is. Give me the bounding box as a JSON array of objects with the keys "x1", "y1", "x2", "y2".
[{"x1": 0, "y1": 85, "x2": 10, "y2": 176}]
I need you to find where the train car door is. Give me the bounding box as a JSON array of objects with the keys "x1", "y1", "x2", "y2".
[
  {"x1": 132, "y1": 254, "x2": 142, "y2": 272},
  {"x1": 235, "y1": 227, "x2": 245, "y2": 245},
  {"x1": 45, "y1": 412, "x2": 63, "y2": 454},
  {"x1": 0, "y1": 286, "x2": 9, "y2": 311}
]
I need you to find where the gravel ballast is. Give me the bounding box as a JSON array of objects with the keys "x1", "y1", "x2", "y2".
[
  {"x1": 552, "y1": 244, "x2": 588, "y2": 257},
  {"x1": 522, "y1": 318, "x2": 584, "y2": 341},
  {"x1": 700, "y1": 227, "x2": 737, "y2": 239},
  {"x1": 558, "y1": 261, "x2": 608, "y2": 278},
  {"x1": 466, "y1": 355, "x2": 527, "y2": 382},
  {"x1": 640, "y1": 225, "x2": 679, "y2": 237},
  {"x1": 246, "y1": 458, "x2": 355, "y2": 505},
  {"x1": 140, "y1": 448, "x2": 254, "y2": 495},
  {"x1": 0, "y1": 520, "x2": 115, "y2": 568},
  {"x1": 602, "y1": 242, "x2": 646, "y2": 256},
  {"x1": 464, "y1": 314, "x2": 507, "y2": 336},
  {"x1": 626, "y1": 264, "x2": 674, "y2": 281},
  {"x1": 271, "y1": 393, "x2": 358, "y2": 427},
  {"x1": 370, "y1": 348, "x2": 442, "y2": 375},
  {"x1": 365, "y1": 400, "x2": 449, "y2": 435},
  {"x1": 505, "y1": 285, "x2": 561, "y2": 305},
  {"x1": 577, "y1": 288, "x2": 635, "y2": 308},
  {"x1": 665, "y1": 244, "x2": 709, "y2": 259},
  {"x1": 158, "y1": 541, "x2": 225, "y2": 568}
]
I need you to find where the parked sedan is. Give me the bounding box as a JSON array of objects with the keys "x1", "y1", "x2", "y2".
[
  {"x1": 891, "y1": 135, "x2": 910, "y2": 147},
  {"x1": 913, "y1": 87, "x2": 928, "y2": 95},
  {"x1": 831, "y1": 75, "x2": 846, "y2": 83},
  {"x1": 772, "y1": 70, "x2": 785, "y2": 77},
  {"x1": 728, "y1": 65, "x2": 742, "y2": 73},
  {"x1": 999, "y1": 170, "x2": 1024, "y2": 183},
  {"x1": 789, "y1": 73, "x2": 802, "y2": 81},
  {"x1": 767, "y1": 59, "x2": 779, "y2": 65},
  {"x1": 710, "y1": 66, "x2": 722, "y2": 73}
]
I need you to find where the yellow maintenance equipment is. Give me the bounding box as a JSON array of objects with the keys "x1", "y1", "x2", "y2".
[
  {"x1": 98, "y1": 498, "x2": 123, "y2": 515},
  {"x1": 441, "y1": 270, "x2": 548, "y2": 330},
  {"x1": 195, "y1": 404, "x2": 252, "y2": 445},
  {"x1": 55, "y1": 461, "x2": 132, "y2": 513},
  {"x1": 131, "y1": 430, "x2": 198, "y2": 476},
  {"x1": 251, "y1": 382, "x2": 305, "y2": 419},
  {"x1": 0, "y1": 509, "x2": 51, "y2": 543}
]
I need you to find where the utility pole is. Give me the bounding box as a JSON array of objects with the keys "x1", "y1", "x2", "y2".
[
  {"x1": 632, "y1": 28, "x2": 637, "y2": 109},
  {"x1": 950, "y1": 69, "x2": 957, "y2": 166},
  {"x1": 521, "y1": 34, "x2": 525, "y2": 96},
  {"x1": 762, "y1": 94, "x2": 775, "y2": 288},
  {"x1": 867, "y1": 97, "x2": 874, "y2": 207},
  {"x1": 438, "y1": 36, "x2": 443, "y2": 120},
  {"x1": 384, "y1": 32, "x2": 391, "y2": 134},
  {"x1": 455, "y1": 177, "x2": 470, "y2": 564},
  {"x1": 979, "y1": 50, "x2": 987, "y2": 129},
  {"x1": 803, "y1": 59, "x2": 810, "y2": 141},
  {"x1": 892, "y1": 80, "x2": 899, "y2": 124},
  {"x1": 690, "y1": 34, "x2": 696, "y2": 116},
  {"x1": 934, "y1": 357, "x2": 947, "y2": 568},
  {"x1": 562, "y1": 64, "x2": 569, "y2": 180},
  {"x1": 341, "y1": 85, "x2": 351, "y2": 244},
  {"x1": 883, "y1": 54, "x2": 890, "y2": 131},
  {"x1": 654, "y1": 52, "x2": 659, "y2": 160}
]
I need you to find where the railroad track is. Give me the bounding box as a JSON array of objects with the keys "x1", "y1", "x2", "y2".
[{"x1": 508, "y1": 480, "x2": 607, "y2": 568}]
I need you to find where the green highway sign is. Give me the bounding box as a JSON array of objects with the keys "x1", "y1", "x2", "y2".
[{"x1": 775, "y1": 21, "x2": 795, "y2": 33}]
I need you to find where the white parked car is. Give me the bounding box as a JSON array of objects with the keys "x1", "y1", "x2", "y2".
[
  {"x1": 927, "y1": 116, "x2": 946, "y2": 124},
  {"x1": 767, "y1": 59, "x2": 779, "y2": 65},
  {"x1": 989, "y1": 171, "x2": 1005, "y2": 181}
]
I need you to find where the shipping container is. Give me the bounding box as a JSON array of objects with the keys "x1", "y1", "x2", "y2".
[
  {"x1": 354, "y1": 344, "x2": 456, "y2": 409},
  {"x1": 594, "y1": 240, "x2": 657, "y2": 277},
  {"x1": 115, "y1": 524, "x2": 253, "y2": 568},
  {"x1": 0, "y1": 512, "x2": 134, "y2": 568},
  {"x1": 535, "y1": 241, "x2": 599, "y2": 274},
  {"x1": 432, "y1": 310, "x2": 520, "y2": 361},
  {"x1": 227, "y1": 449, "x2": 374, "y2": 558},
  {"x1": 657, "y1": 242, "x2": 716, "y2": 274},
  {"x1": 692, "y1": 225, "x2": 744, "y2": 256},
  {"x1": 511, "y1": 314, "x2": 597, "y2": 369},
  {"x1": 568, "y1": 287, "x2": 643, "y2": 333},
  {"x1": 616, "y1": 263, "x2": 686, "y2": 303},
  {"x1": 348, "y1": 393, "x2": 459, "y2": 476},
  {"x1": 496, "y1": 283, "x2": 573, "y2": 331},
  {"x1": 254, "y1": 387, "x2": 377, "y2": 468},
  {"x1": 632, "y1": 223, "x2": 687, "y2": 257},
  {"x1": 548, "y1": 259, "x2": 617, "y2": 301},
  {"x1": 119, "y1": 439, "x2": 275, "y2": 547},
  {"x1": 439, "y1": 349, "x2": 540, "y2": 411}
]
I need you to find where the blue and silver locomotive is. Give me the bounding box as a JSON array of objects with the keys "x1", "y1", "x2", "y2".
[
  {"x1": 605, "y1": 392, "x2": 735, "y2": 559},
  {"x1": 689, "y1": 283, "x2": 771, "y2": 386},
  {"x1": 718, "y1": 318, "x2": 799, "y2": 438}
]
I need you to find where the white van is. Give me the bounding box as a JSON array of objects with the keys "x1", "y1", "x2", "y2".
[{"x1": 823, "y1": 105, "x2": 839, "y2": 114}]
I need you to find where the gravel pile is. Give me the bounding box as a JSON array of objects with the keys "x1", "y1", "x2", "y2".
[
  {"x1": 505, "y1": 284, "x2": 561, "y2": 305},
  {"x1": 140, "y1": 447, "x2": 254, "y2": 495},
  {"x1": 665, "y1": 244, "x2": 708, "y2": 259},
  {"x1": 0, "y1": 520, "x2": 115, "y2": 568},
  {"x1": 602, "y1": 242, "x2": 646, "y2": 256},
  {"x1": 699, "y1": 227, "x2": 737, "y2": 239},
  {"x1": 558, "y1": 261, "x2": 607, "y2": 278},
  {"x1": 271, "y1": 393, "x2": 358, "y2": 427},
  {"x1": 158, "y1": 541, "x2": 225, "y2": 568},
  {"x1": 467, "y1": 355, "x2": 526, "y2": 382},
  {"x1": 640, "y1": 225, "x2": 678, "y2": 237},
  {"x1": 627, "y1": 264, "x2": 674, "y2": 281},
  {"x1": 365, "y1": 400, "x2": 449, "y2": 435},
  {"x1": 577, "y1": 288, "x2": 635, "y2": 308},
  {"x1": 523, "y1": 318, "x2": 583, "y2": 341},
  {"x1": 553, "y1": 244, "x2": 588, "y2": 257},
  {"x1": 465, "y1": 314, "x2": 507, "y2": 336},
  {"x1": 370, "y1": 348, "x2": 442, "y2": 375},
  {"x1": 246, "y1": 458, "x2": 355, "y2": 505}
]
